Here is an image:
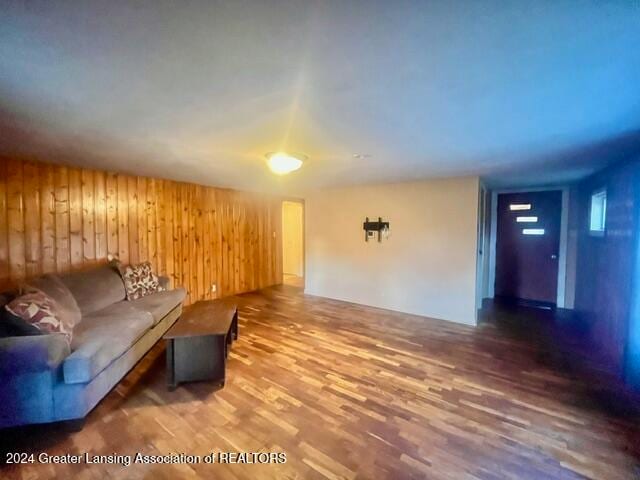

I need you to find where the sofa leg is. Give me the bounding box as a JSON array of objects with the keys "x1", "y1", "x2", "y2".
[{"x1": 62, "y1": 418, "x2": 86, "y2": 432}]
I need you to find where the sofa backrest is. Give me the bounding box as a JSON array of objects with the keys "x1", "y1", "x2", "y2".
[
  {"x1": 28, "y1": 274, "x2": 82, "y2": 327},
  {"x1": 59, "y1": 264, "x2": 126, "y2": 316}
]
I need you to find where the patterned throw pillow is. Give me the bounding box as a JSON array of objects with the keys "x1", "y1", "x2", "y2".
[
  {"x1": 119, "y1": 262, "x2": 164, "y2": 301},
  {"x1": 5, "y1": 290, "x2": 73, "y2": 344},
  {"x1": 27, "y1": 274, "x2": 82, "y2": 328}
]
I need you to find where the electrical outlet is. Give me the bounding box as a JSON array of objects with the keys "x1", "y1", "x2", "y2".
[{"x1": 211, "y1": 284, "x2": 217, "y2": 293}]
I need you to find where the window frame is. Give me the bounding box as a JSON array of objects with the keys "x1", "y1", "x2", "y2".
[{"x1": 589, "y1": 187, "x2": 607, "y2": 237}]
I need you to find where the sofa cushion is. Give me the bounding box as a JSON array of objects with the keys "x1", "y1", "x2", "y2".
[
  {"x1": 60, "y1": 265, "x2": 126, "y2": 316},
  {"x1": 28, "y1": 274, "x2": 82, "y2": 327},
  {"x1": 63, "y1": 306, "x2": 153, "y2": 384},
  {"x1": 72, "y1": 301, "x2": 155, "y2": 341},
  {"x1": 128, "y1": 288, "x2": 187, "y2": 325}
]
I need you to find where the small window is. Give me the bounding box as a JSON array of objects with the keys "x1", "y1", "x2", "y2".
[
  {"x1": 510, "y1": 203, "x2": 531, "y2": 211},
  {"x1": 516, "y1": 216, "x2": 538, "y2": 223},
  {"x1": 522, "y1": 228, "x2": 545, "y2": 235},
  {"x1": 590, "y1": 189, "x2": 607, "y2": 235}
]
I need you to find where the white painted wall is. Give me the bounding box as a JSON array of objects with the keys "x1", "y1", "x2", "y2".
[{"x1": 305, "y1": 177, "x2": 480, "y2": 325}]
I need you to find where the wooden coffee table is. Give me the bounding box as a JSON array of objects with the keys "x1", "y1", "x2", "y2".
[{"x1": 163, "y1": 298, "x2": 238, "y2": 390}]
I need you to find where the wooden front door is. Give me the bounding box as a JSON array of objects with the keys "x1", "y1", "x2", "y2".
[{"x1": 495, "y1": 191, "x2": 562, "y2": 305}]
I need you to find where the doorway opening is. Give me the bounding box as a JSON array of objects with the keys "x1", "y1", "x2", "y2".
[{"x1": 282, "y1": 200, "x2": 304, "y2": 288}]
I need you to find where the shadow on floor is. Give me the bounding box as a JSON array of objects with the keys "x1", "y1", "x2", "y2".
[{"x1": 480, "y1": 299, "x2": 640, "y2": 418}]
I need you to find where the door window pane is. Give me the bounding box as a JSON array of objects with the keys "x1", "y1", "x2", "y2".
[{"x1": 510, "y1": 204, "x2": 531, "y2": 211}]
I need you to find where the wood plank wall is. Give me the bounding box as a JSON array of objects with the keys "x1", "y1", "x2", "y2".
[{"x1": 0, "y1": 158, "x2": 283, "y2": 303}]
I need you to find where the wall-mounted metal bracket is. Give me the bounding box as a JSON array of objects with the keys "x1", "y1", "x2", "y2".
[{"x1": 363, "y1": 217, "x2": 390, "y2": 242}]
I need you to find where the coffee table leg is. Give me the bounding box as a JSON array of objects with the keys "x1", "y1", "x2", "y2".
[
  {"x1": 167, "y1": 339, "x2": 177, "y2": 391},
  {"x1": 232, "y1": 309, "x2": 238, "y2": 341},
  {"x1": 217, "y1": 335, "x2": 227, "y2": 386}
]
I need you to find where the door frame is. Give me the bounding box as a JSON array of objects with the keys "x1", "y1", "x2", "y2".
[
  {"x1": 475, "y1": 183, "x2": 491, "y2": 314},
  {"x1": 281, "y1": 198, "x2": 305, "y2": 282},
  {"x1": 487, "y1": 186, "x2": 569, "y2": 307}
]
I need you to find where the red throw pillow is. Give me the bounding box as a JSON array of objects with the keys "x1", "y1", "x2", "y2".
[
  {"x1": 5, "y1": 289, "x2": 73, "y2": 344},
  {"x1": 118, "y1": 261, "x2": 165, "y2": 301}
]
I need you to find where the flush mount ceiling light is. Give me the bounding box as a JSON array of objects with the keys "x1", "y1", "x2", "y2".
[{"x1": 265, "y1": 152, "x2": 306, "y2": 175}]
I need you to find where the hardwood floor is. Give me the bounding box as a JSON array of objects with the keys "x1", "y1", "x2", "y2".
[{"x1": 2, "y1": 286, "x2": 640, "y2": 479}]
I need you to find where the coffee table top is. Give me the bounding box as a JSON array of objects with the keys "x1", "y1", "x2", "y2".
[{"x1": 164, "y1": 298, "x2": 237, "y2": 339}]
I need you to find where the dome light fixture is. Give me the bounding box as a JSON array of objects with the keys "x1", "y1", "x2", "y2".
[{"x1": 265, "y1": 152, "x2": 306, "y2": 175}]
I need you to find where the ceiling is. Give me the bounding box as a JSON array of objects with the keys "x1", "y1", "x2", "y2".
[{"x1": 1, "y1": 1, "x2": 639, "y2": 194}]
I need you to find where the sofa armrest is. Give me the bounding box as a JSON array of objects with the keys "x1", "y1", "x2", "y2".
[
  {"x1": 0, "y1": 335, "x2": 69, "y2": 428},
  {"x1": 0, "y1": 334, "x2": 70, "y2": 376},
  {"x1": 158, "y1": 275, "x2": 171, "y2": 290},
  {"x1": 63, "y1": 338, "x2": 105, "y2": 384}
]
